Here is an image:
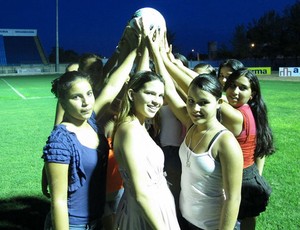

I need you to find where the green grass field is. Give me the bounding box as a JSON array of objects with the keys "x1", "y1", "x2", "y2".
[{"x1": 0, "y1": 74, "x2": 299, "y2": 229}]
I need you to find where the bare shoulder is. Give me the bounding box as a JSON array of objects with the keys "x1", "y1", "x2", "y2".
[
  {"x1": 214, "y1": 130, "x2": 242, "y2": 158},
  {"x1": 114, "y1": 120, "x2": 144, "y2": 150},
  {"x1": 115, "y1": 120, "x2": 140, "y2": 139}
]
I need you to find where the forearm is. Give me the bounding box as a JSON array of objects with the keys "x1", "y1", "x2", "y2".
[
  {"x1": 136, "y1": 42, "x2": 151, "y2": 72},
  {"x1": 41, "y1": 166, "x2": 50, "y2": 198},
  {"x1": 108, "y1": 48, "x2": 136, "y2": 86},
  {"x1": 54, "y1": 102, "x2": 64, "y2": 126},
  {"x1": 51, "y1": 200, "x2": 69, "y2": 230},
  {"x1": 219, "y1": 197, "x2": 241, "y2": 230},
  {"x1": 136, "y1": 193, "x2": 166, "y2": 229},
  {"x1": 103, "y1": 50, "x2": 119, "y2": 78},
  {"x1": 161, "y1": 53, "x2": 192, "y2": 93},
  {"x1": 255, "y1": 156, "x2": 265, "y2": 175},
  {"x1": 174, "y1": 61, "x2": 198, "y2": 79}
]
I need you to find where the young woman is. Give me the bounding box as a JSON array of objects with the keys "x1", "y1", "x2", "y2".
[
  {"x1": 113, "y1": 71, "x2": 180, "y2": 230},
  {"x1": 221, "y1": 68, "x2": 275, "y2": 230},
  {"x1": 165, "y1": 74, "x2": 243, "y2": 230},
  {"x1": 42, "y1": 47, "x2": 137, "y2": 230},
  {"x1": 148, "y1": 33, "x2": 243, "y2": 229}
]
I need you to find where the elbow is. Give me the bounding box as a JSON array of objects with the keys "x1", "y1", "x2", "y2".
[
  {"x1": 135, "y1": 193, "x2": 149, "y2": 206},
  {"x1": 134, "y1": 188, "x2": 152, "y2": 207},
  {"x1": 226, "y1": 193, "x2": 241, "y2": 206}
]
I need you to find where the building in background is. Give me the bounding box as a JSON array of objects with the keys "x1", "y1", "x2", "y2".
[
  {"x1": 208, "y1": 41, "x2": 217, "y2": 60},
  {"x1": 0, "y1": 29, "x2": 48, "y2": 66}
]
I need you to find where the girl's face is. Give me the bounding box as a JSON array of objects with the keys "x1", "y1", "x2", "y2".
[
  {"x1": 187, "y1": 84, "x2": 220, "y2": 125},
  {"x1": 130, "y1": 80, "x2": 164, "y2": 121},
  {"x1": 218, "y1": 66, "x2": 233, "y2": 87},
  {"x1": 61, "y1": 79, "x2": 95, "y2": 122},
  {"x1": 225, "y1": 75, "x2": 253, "y2": 108}
]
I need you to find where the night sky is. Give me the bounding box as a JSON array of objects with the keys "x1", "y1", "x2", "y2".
[{"x1": 1, "y1": 0, "x2": 297, "y2": 57}]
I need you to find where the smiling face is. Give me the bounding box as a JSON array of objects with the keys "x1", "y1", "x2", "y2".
[
  {"x1": 60, "y1": 79, "x2": 95, "y2": 123},
  {"x1": 129, "y1": 79, "x2": 164, "y2": 122},
  {"x1": 225, "y1": 75, "x2": 253, "y2": 108},
  {"x1": 187, "y1": 84, "x2": 220, "y2": 125}
]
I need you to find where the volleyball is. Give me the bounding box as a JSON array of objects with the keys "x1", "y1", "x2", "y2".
[{"x1": 129, "y1": 7, "x2": 166, "y2": 38}]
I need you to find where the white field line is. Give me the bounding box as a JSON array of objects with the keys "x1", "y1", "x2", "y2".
[
  {"x1": 1, "y1": 78, "x2": 54, "y2": 100},
  {"x1": 1, "y1": 78, "x2": 26, "y2": 99},
  {"x1": 26, "y1": 96, "x2": 54, "y2": 100}
]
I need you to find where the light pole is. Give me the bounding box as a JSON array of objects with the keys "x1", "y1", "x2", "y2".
[
  {"x1": 55, "y1": 0, "x2": 59, "y2": 72},
  {"x1": 192, "y1": 49, "x2": 199, "y2": 61}
]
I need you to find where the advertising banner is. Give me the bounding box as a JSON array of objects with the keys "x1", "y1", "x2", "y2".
[{"x1": 279, "y1": 67, "x2": 300, "y2": 77}]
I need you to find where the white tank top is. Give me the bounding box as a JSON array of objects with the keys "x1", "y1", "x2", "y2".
[{"x1": 179, "y1": 129, "x2": 227, "y2": 229}]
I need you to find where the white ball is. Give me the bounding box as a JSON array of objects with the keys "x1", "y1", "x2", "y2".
[{"x1": 129, "y1": 7, "x2": 166, "y2": 37}]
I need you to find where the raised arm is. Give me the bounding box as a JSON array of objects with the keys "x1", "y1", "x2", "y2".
[
  {"x1": 93, "y1": 47, "x2": 137, "y2": 118},
  {"x1": 134, "y1": 18, "x2": 151, "y2": 72},
  {"x1": 167, "y1": 45, "x2": 198, "y2": 79},
  {"x1": 158, "y1": 41, "x2": 195, "y2": 94},
  {"x1": 53, "y1": 102, "x2": 64, "y2": 126},
  {"x1": 115, "y1": 24, "x2": 140, "y2": 67},
  {"x1": 147, "y1": 31, "x2": 191, "y2": 128}
]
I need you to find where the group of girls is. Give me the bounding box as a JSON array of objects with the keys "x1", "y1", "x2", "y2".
[{"x1": 41, "y1": 18, "x2": 274, "y2": 230}]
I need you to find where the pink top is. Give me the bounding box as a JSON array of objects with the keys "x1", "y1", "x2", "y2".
[{"x1": 236, "y1": 104, "x2": 257, "y2": 168}]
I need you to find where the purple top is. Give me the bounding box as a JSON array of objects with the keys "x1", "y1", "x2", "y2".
[{"x1": 42, "y1": 112, "x2": 108, "y2": 224}]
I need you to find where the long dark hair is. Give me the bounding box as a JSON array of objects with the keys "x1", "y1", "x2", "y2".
[{"x1": 224, "y1": 68, "x2": 275, "y2": 157}]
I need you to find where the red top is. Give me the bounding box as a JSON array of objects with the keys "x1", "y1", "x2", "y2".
[
  {"x1": 236, "y1": 104, "x2": 257, "y2": 168},
  {"x1": 106, "y1": 137, "x2": 123, "y2": 193}
]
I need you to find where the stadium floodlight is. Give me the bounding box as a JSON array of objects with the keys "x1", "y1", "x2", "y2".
[{"x1": 55, "y1": 0, "x2": 59, "y2": 72}]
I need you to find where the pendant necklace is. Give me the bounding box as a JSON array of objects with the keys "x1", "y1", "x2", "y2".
[{"x1": 186, "y1": 125, "x2": 214, "y2": 167}]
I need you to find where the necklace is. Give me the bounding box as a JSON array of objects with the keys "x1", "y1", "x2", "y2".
[{"x1": 186, "y1": 125, "x2": 214, "y2": 167}]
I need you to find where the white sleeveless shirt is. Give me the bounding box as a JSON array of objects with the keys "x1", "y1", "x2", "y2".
[{"x1": 179, "y1": 129, "x2": 227, "y2": 229}]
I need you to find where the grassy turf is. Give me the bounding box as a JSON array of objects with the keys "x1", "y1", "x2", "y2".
[{"x1": 0, "y1": 74, "x2": 299, "y2": 229}]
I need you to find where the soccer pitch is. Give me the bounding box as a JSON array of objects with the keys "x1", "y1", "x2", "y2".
[{"x1": 0, "y1": 74, "x2": 299, "y2": 229}]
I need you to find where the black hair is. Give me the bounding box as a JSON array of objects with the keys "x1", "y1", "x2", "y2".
[
  {"x1": 51, "y1": 71, "x2": 91, "y2": 99},
  {"x1": 217, "y1": 59, "x2": 244, "y2": 79},
  {"x1": 78, "y1": 53, "x2": 104, "y2": 96},
  {"x1": 189, "y1": 74, "x2": 223, "y2": 100},
  {"x1": 193, "y1": 63, "x2": 217, "y2": 77},
  {"x1": 174, "y1": 53, "x2": 189, "y2": 68},
  {"x1": 189, "y1": 74, "x2": 223, "y2": 121},
  {"x1": 224, "y1": 68, "x2": 275, "y2": 157}
]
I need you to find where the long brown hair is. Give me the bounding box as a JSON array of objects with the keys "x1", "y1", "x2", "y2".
[{"x1": 113, "y1": 71, "x2": 165, "y2": 139}]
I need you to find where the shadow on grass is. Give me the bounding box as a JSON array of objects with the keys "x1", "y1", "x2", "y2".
[{"x1": 0, "y1": 196, "x2": 50, "y2": 230}]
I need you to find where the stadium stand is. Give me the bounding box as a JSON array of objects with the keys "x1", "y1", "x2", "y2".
[{"x1": 0, "y1": 29, "x2": 48, "y2": 66}]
